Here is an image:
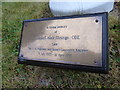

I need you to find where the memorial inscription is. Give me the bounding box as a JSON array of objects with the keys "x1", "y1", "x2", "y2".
[{"x1": 18, "y1": 13, "x2": 108, "y2": 73}]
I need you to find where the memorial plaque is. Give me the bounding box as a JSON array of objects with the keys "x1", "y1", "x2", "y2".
[{"x1": 18, "y1": 12, "x2": 108, "y2": 73}]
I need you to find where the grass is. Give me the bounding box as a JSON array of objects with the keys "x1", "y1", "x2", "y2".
[{"x1": 2, "y1": 2, "x2": 120, "y2": 88}]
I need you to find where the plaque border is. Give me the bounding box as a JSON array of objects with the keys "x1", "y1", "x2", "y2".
[{"x1": 18, "y1": 12, "x2": 108, "y2": 74}]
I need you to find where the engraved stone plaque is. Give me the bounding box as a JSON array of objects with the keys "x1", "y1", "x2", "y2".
[{"x1": 18, "y1": 12, "x2": 108, "y2": 73}]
